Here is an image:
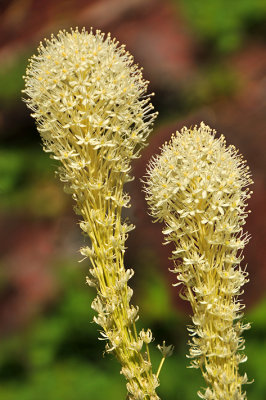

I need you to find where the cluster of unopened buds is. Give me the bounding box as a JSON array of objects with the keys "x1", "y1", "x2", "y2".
[{"x1": 23, "y1": 27, "x2": 252, "y2": 400}]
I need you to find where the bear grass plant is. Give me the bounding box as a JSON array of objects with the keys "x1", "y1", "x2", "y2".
[
  {"x1": 144, "y1": 123, "x2": 253, "y2": 399},
  {"x1": 23, "y1": 27, "x2": 252, "y2": 400},
  {"x1": 23, "y1": 27, "x2": 166, "y2": 400}
]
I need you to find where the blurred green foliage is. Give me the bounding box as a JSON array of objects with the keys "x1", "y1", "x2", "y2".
[
  {"x1": 185, "y1": 63, "x2": 239, "y2": 110},
  {"x1": 0, "y1": 55, "x2": 29, "y2": 102},
  {"x1": 0, "y1": 261, "x2": 125, "y2": 400},
  {"x1": 244, "y1": 300, "x2": 266, "y2": 399},
  {"x1": 0, "y1": 148, "x2": 68, "y2": 216},
  {"x1": 179, "y1": 0, "x2": 266, "y2": 53}
]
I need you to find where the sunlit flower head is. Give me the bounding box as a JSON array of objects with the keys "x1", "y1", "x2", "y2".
[
  {"x1": 23, "y1": 27, "x2": 160, "y2": 400},
  {"x1": 23, "y1": 27, "x2": 157, "y2": 177},
  {"x1": 144, "y1": 122, "x2": 253, "y2": 400}
]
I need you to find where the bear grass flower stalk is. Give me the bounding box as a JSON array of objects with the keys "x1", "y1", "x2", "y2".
[
  {"x1": 144, "y1": 123, "x2": 253, "y2": 400},
  {"x1": 23, "y1": 28, "x2": 161, "y2": 400}
]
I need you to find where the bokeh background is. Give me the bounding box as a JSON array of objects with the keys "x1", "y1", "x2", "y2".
[{"x1": 0, "y1": 0, "x2": 266, "y2": 399}]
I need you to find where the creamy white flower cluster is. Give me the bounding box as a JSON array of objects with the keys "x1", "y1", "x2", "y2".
[
  {"x1": 24, "y1": 28, "x2": 159, "y2": 400},
  {"x1": 144, "y1": 123, "x2": 253, "y2": 400}
]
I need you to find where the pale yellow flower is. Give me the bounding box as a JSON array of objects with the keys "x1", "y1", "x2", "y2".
[
  {"x1": 144, "y1": 122, "x2": 253, "y2": 400},
  {"x1": 23, "y1": 28, "x2": 159, "y2": 400}
]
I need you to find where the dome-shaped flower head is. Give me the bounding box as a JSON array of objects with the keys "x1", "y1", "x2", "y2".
[
  {"x1": 23, "y1": 28, "x2": 159, "y2": 400},
  {"x1": 23, "y1": 28, "x2": 157, "y2": 177},
  {"x1": 144, "y1": 122, "x2": 253, "y2": 400}
]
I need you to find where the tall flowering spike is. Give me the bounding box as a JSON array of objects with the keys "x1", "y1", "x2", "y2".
[
  {"x1": 144, "y1": 122, "x2": 253, "y2": 400},
  {"x1": 23, "y1": 28, "x2": 159, "y2": 400}
]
